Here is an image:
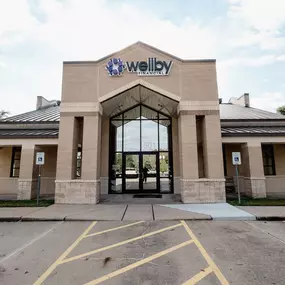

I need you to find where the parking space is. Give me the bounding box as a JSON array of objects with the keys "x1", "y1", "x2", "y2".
[{"x1": 0, "y1": 221, "x2": 285, "y2": 284}]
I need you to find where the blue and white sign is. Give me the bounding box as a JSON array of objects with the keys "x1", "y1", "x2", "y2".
[
  {"x1": 232, "y1": 152, "x2": 241, "y2": 165},
  {"x1": 106, "y1": 57, "x2": 173, "y2": 77},
  {"x1": 36, "y1": 152, "x2": 45, "y2": 165}
]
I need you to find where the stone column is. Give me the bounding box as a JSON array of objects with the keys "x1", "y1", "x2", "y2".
[
  {"x1": 17, "y1": 144, "x2": 36, "y2": 200},
  {"x1": 201, "y1": 114, "x2": 226, "y2": 202},
  {"x1": 178, "y1": 112, "x2": 199, "y2": 202},
  {"x1": 56, "y1": 116, "x2": 77, "y2": 180},
  {"x1": 178, "y1": 111, "x2": 225, "y2": 203},
  {"x1": 55, "y1": 116, "x2": 78, "y2": 203},
  {"x1": 202, "y1": 115, "x2": 224, "y2": 178},
  {"x1": 80, "y1": 114, "x2": 102, "y2": 203},
  {"x1": 241, "y1": 142, "x2": 266, "y2": 198}
]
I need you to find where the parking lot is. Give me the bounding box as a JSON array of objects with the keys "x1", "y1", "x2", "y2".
[{"x1": 0, "y1": 220, "x2": 285, "y2": 285}]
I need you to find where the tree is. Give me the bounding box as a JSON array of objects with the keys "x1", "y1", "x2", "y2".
[
  {"x1": 126, "y1": 155, "x2": 136, "y2": 169},
  {"x1": 160, "y1": 159, "x2": 168, "y2": 174},
  {"x1": 144, "y1": 159, "x2": 152, "y2": 170},
  {"x1": 0, "y1": 110, "x2": 10, "y2": 119},
  {"x1": 277, "y1": 106, "x2": 285, "y2": 115}
]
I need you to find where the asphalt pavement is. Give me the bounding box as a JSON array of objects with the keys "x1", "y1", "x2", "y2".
[{"x1": 0, "y1": 220, "x2": 285, "y2": 285}]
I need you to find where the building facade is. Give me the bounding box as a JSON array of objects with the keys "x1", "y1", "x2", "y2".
[{"x1": 1, "y1": 42, "x2": 285, "y2": 203}]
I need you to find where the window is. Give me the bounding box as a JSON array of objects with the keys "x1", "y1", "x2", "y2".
[
  {"x1": 76, "y1": 144, "x2": 82, "y2": 178},
  {"x1": 262, "y1": 144, "x2": 276, "y2": 175},
  {"x1": 10, "y1": 147, "x2": 21, "y2": 177}
]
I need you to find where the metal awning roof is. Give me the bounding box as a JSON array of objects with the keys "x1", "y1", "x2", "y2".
[
  {"x1": 0, "y1": 129, "x2": 59, "y2": 138},
  {"x1": 1, "y1": 105, "x2": 60, "y2": 123},
  {"x1": 220, "y1": 104, "x2": 285, "y2": 120},
  {"x1": 221, "y1": 126, "x2": 285, "y2": 136},
  {"x1": 2, "y1": 103, "x2": 285, "y2": 124}
]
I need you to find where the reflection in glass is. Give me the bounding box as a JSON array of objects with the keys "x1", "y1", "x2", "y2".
[
  {"x1": 142, "y1": 154, "x2": 157, "y2": 190},
  {"x1": 111, "y1": 153, "x2": 122, "y2": 193},
  {"x1": 159, "y1": 152, "x2": 169, "y2": 177},
  {"x1": 141, "y1": 106, "x2": 158, "y2": 120},
  {"x1": 109, "y1": 104, "x2": 173, "y2": 193},
  {"x1": 125, "y1": 154, "x2": 139, "y2": 190},
  {"x1": 160, "y1": 178, "x2": 171, "y2": 192},
  {"x1": 124, "y1": 106, "x2": 140, "y2": 120},
  {"x1": 142, "y1": 120, "x2": 158, "y2": 151},
  {"x1": 110, "y1": 121, "x2": 122, "y2": 152},
  {"x1": 116, "y1": 125, "x2": 122, "y2": 151},
  {"x1": 159, "y1": 121, "x2": 170, "y2": 151},
  {"x1": 124, "y1": 120, "x2": 140, "y2": 151}
]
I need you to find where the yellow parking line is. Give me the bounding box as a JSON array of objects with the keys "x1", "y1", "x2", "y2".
[
  {"x1": 182, "y1": 266, "x2": 213, "y2": 285},
  {"x1": 181, "y1": 221, "x2": 229, "y2": 285},
  {"x1": 83, "y1": 240, "x2": 194, "y2": 285},
  {"x1": 84, "y1": 221, "x2": 144, "y2": 238},
  {"x1": 33, "y1": 221, "x2": 97, "y2": 285},
  {"x1": 60, "y1": 223, "x2": 182, "y2": 264}
]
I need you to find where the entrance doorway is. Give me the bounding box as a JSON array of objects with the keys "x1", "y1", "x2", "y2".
[
  {"x1": 123, "y1": 152, "x2": 158, "y2": 193},
  {"x1": 109, "y1": 104, "x2": 173, "y2": 194}
]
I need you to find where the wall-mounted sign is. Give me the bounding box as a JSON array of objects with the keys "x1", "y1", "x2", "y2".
[{"x1": 106, "y1": 57, "x2": 173, "y2": 77}]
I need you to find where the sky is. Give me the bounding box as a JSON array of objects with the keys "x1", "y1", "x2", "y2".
[{"x1": 0, "y1": 0, "x2": 285, "y2": 115}]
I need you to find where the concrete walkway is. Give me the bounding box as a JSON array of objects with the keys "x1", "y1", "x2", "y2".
[{"x1": 0, "y1": 203, "x2": 284, "y2": 221}]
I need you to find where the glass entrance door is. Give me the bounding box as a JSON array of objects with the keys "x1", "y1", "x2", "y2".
[
  {"x1": 123, "y1": 153, "x2": 158, "y2": 193},
  {"x1": 124, "y1": 153, "x2": 140, "y2": 191},
  {"x1": 142, "y1": 154, "x2": 158, "y2": 191}
]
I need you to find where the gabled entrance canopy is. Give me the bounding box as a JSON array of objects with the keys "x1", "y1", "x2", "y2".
[{"x1": 101, "y1": 83, "x2": 179, "y2": 118}]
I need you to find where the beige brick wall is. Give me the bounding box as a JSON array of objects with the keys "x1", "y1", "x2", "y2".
[
  {"x1": 274, "y1": 144, "x2": 285, "y2": 175},
  {"x1": 0, "y1": 147, "x2": 12, "y2": 177}
]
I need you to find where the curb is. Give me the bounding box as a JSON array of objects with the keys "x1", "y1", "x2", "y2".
[
  {"x1": 0, "y1": 217, "x2": 21, "y2": 222},
  {"x1": 256, "y1": 216, "x2": 285, "y2": 221},
  {"x1": 0, "y1": 216, "x2": 284, "y2": 222}
]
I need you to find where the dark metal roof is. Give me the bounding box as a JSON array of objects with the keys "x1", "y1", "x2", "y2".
[
  {"x1": 0, "y1": 105, "x2": 60, "y2": 123},
  {"x1": 0, "y1": 129, "x2": 59, "y2": 138},
  {"x1": 1, "y1": 102, "x2": 285, "y2": 138},
  {"x1": 2, "y1": 103, "x2": 284, "y2": 123},
  {"x1": 220, "y1": 104, "x2": 285, "y2": 120},
  {"x1": 222, "y1": 126, "x2": 285, "y2": 136}
]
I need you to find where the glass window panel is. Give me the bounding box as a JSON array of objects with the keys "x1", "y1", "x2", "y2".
[
  {"x1": 141, "y1": 106, "x2": 158, "y2": 120},
  {"x1": 124, "y1": 106, "x2": 140, "y2": 120},
  {"x1": 262, "y1": 144, "x2": 275, "y2": 175},
  {"x1": 125, "y1": 154, "x2": 139, "y2": 191},
  {"x1": 124, "y1": 120, "x2": 140, "y2": 151},
  {"x1": 112, "y1": 114, "x2": 122, "y2": 119},
  {"x1": 160, "y1": 178, "x2": 171, "y2": 193},
  {"x1": 159, "y1": 152, "x2": 169, "y2": 177},
  {"x1": 159, "y1": 121, "x2": 169, "y2": 151},
  {"x1": 159, "y1": 113, "x2": 168, "y2": 119},
  {"x1": 111, "y1": 120, "x2": 122, "y2": 152},
  {"x1": 13, "y1": 168, "x2": 20, "y2": 177},
  {"x1": 141, "y1": 120, "x2": 158, "y2": 151},
  {"x1": 14, "y1": 160, "x2": 21, "y2": 169},
  {"x1": 14, "y1": 151, "x2": 21, "y2": 159},
  {"x1": 116, "y1": 125, "x2": 122, "y2": 152},
  {"x1": 111, "y1": 153, "x2": 122, "y2": 193}
]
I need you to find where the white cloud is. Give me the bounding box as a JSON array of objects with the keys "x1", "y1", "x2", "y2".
[
  {"x1": 220, "y1": 54, "x2": 285, "y2": 67},
  {"x1": 0, "y1": 0, "x2": 284, "y2": 115},
  {"x1": 227, "y1": 0, "x2": 285, "y2": 51},
  {"x1": 251, "y1": 92, "x2": 285, "y2": 113},
  {"x1": 228, "y1": 0, "x2": 285, "y2": 31}
]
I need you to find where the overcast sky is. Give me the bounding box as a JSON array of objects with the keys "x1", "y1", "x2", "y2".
[{"x1": 1, "y1": 0, "x2": 285, "y2": 115}]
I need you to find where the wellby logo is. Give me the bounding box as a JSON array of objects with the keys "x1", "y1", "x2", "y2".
[
  {"x1": 105, "y1": 58, "x2": 126, "y2": 76},
  {"x1": 106, "y1": 57, "x2": 173, "y2": 77}
]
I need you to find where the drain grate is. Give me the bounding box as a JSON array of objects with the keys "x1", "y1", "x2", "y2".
[{"x1": 133, "y1": 194, "x2": 162, "y2": 198}]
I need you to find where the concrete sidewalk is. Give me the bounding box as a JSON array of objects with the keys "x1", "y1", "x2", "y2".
[{"x1": 0, "y1": 203, "x2": 284, "y2": 221}]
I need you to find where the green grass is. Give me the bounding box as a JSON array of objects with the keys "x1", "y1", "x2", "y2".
[
  {"x1": 227, "y1": 198, "x2": 285, "y2": 206},
  {"x1": 0, "y1": 199, "x2": 54, "y2": 207}
]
